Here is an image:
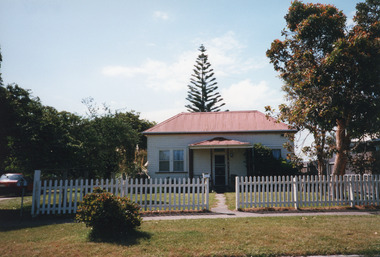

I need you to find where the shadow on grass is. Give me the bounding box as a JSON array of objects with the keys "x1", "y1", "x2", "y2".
[
  {"x1": 88, "y1": 229, "x2": 152, "y2": 246},
  {"x1": 0, "y1": 209, "x2": 75, "y2": 232}
]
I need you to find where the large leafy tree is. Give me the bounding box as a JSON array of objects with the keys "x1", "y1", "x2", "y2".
[
  {"x1": 185, "y1": 45, "x2": 225, "y2": 112},
  {"x1": 1, "y1": 84, "x2": 44, "y2": 173},
  {"x1": 267, "y1": 0, "x2": 380, "y2": 175},
  {"x1": 1, "y1": 84, "x2": 83, "y2": 176},
  {"x1": 0, "y1": 49, "x2": 154, "y2": 178},
  {"x1": 80, "y1": 98, "x2": 152, "y2": 178}
]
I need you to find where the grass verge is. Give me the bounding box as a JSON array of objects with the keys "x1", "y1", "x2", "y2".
[{"x1": 0, "y1": 214, "x2": 379, "y2": 256}]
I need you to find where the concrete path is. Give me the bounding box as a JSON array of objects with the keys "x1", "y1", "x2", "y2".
[{"x1": 143, "y1": 193, "x2": 380, "y2": 221}]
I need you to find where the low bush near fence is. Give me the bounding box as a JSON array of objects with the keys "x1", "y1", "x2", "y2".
[{"x1": 76, "y1": 188, "x2": 141, "y2": 240}]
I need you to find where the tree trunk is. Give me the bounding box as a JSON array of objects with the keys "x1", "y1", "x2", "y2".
[
  {"x1": 333, "y1": 119, "x2": 351, "y2": 176},
  {"x1": 316, "y1": 131, "x2": 327, "y2": 176},
  {"x1": 317, "y1": 156, "x2": 325, "y2": 176}
]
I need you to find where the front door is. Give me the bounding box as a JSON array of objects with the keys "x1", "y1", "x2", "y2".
[{"x1": 214, "y1": 154, "x2": 226, "y2": 186}]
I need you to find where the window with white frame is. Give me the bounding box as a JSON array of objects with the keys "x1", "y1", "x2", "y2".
[
  {"x1": 173, "y1": 150, "x2": 184, "y2": 171},
  {"x1": 158, "y1": 149, "x2": 185, "y2": 172},
  {"x1": 159, "y1": 150, "x2": 170, "y2": 171}
]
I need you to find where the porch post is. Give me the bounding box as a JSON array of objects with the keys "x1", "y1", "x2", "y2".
[
  {"x1": 227, "y1": 149, "x2": 230, "y2": 186},
  {"x1": 246, "y1": 148, "x2": 254, "y2": 176},
  {"x1": 210, "y1": 149, "x2": 213, "y2": 186},
  {"x1": 189, "y1": 148, "x2": 194, "y2": 179}
]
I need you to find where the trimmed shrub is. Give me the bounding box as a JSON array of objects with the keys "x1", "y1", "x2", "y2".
[{"x1": 76, "y1": 188, "x2": 141, "y2": 239}]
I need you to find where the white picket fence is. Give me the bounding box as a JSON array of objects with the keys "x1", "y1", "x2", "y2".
[
  {"x1": 236, "y1": 175, "x2": 380, "y2": 210},
  {"x1": 31, "y1": 170, "x2": 209, "y2": 216}
]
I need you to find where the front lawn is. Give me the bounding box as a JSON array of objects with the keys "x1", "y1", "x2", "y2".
[
  {"x1": 0, "y1": 213, "x2": 379, "y2": 256},
  {"x1": 224, "y1": 192, "x2": 236, "y2": 210}
]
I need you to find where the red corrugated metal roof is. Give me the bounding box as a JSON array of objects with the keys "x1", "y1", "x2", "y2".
[
  {"x1": 189, "y1": 137, "x2": 252, "y2": 149},
  {"x1": 144, "y1": 111, "x2": 296, "y2": 134}
]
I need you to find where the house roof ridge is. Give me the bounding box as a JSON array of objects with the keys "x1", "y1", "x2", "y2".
[{"x1": 183, "y1": 110, "x2": 259, "y2": 115}]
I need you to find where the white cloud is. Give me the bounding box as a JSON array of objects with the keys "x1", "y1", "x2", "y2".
[
  {"x1": 346, "y1": 11, "x2": 356, "y2": 28},
  {"x1": 154, "y1": 11, "x2": 169, "y2": 20},
  {"x1": 101, "y1": 31, "x2": 267, "y2": 92},
  {"x1": 102, "y1": 65, "x2": 145, "y2": 77},
  {"x1": 203, "y1": 31, "x2": 267, "y2": 76},
  {"x1": 221, "y1": 79, "x2": 283, "y2": 111},
  {"x1": 102, "y1": 51, "x2": 196, "y2": 91},
  {"x1": 140, "y1": 107, "x2": 185, "y2": 123}
]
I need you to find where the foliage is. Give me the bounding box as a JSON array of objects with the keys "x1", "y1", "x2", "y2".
[
  {"x1": 348, "y1": 140, "x2": 380, "y2": 174},
  {"x1": 0, "y1": 83, "x2": 153, "y2": 178},
  {"x1": 1, "y1": 84, "x2": 85, "y2": 177},
  {"x1": 0, "y1": 50, "x2": 154, "y2": 179},
  {"x1": 115, "y1": 112, "x2": 155, "y2": 150},
  {"x1": 266, "y1": 0, "x2": 380, "y2": 175},
  {"x1": 185, "y1": 44, "x2": 225, "y2": 112},
  {"x1": 1, "y1": 84, "x2": 46, "y2": 173},
  {"x1": 78, "y1": 98, "x2": 154, "y2": 178},
  {"x1": 0, "y1": 48, "x2": 2, "y2": 86},
  {"x1": 79, "y1": 100, "x2": 139, "y2": 178},
  {"x1": 252, "y1": 144, "x2": 300, "y2": 176},
  {"x1": 119, "y1": 145, "x2": 149, "y2": 179},
  {"x1": 82, "y1": 97, "x2": 155, "y2": 149},
  {"x1": 76, "y1": 187, "x2": 141, "y2": 239}
]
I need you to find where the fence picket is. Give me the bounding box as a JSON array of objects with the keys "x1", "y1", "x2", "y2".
[
  {"x1": 41, "y1": 180, "x2": 47, "y2": 214},
  {"x1": 52, "y1": 180, "x2": 58, "y2": 214},
  {"x1": 47, "y1": 180, "x2": 52, "y2": 214}
]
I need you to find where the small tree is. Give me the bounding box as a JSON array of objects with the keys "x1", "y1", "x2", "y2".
[
  {"x1": 76, "y1": 188, "x2": 141, "y2": 240},
  {"x1": 185, "y1": 45, "x2": 225, "y2": 112}
]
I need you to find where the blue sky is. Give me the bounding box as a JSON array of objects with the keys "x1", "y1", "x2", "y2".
[{"x1": 1, "y1": 0, "x2": 361, "y2": 125}]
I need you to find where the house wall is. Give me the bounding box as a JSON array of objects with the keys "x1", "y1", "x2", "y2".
[
  {"x1": 229, "y1": 148, "x2": 247, "y2": 177},
  {"x1": 193, "y1": 149, "x2": 211, "y2": 177},
  {"x1": 146, "y1": 132, "x2": 291, "y2": 180}
]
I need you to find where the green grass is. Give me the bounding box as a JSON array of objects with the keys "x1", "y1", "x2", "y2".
[
  {"x1": 0, "y1": 196, "x2": 33, "y2": 209},
  {"x1": 224, "y1": 192, "x2": 236, "y2": 210},
  {"x1": 1, "y1": 195, "x2": 380, "y2": 256},
  {"x1": 0, "y1": 214, "x2": 379, "y2": 256}
]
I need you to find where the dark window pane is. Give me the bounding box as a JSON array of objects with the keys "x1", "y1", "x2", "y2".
[
  {"x1": 272, "y1": 149, "x2": 281, "y2": 160},
  {"x1": 159, "y1": 161, "x2": 170, "y2": 171},
  {"x1": 173, "y1": 161, "x2": 184, "y2": 171},
  {"x1": 173, "y1": 150, "x2": 184, "y2": 161},
  {"x1": 159, "y1": 150, "x2": 170, "y2": 161}
]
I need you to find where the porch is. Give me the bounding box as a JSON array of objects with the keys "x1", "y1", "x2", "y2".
[{"x1": 188, "y1": 137, "x2": 254, "y2": 191}]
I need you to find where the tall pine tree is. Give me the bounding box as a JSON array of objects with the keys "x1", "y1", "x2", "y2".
[{"x1": 185, "y1": 45, "x2": 225, "y2": 112}]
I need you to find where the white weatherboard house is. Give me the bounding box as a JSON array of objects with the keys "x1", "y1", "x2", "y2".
[{"x1": 143, "y1": 111, "x2": 297, "y2": 188}]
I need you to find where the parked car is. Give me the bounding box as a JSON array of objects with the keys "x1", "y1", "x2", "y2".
[{"x1": 0, "y1": 173, "x2": 33, "y2": 196}]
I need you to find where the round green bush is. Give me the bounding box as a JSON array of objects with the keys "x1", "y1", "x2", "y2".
[{"x1": 76, "y1": 187, "x2": 141, "y2": 239}]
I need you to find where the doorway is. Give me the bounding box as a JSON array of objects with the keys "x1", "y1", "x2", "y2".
[{"x1": 214, "y1": 153, "x2": 226, "y2": 186}]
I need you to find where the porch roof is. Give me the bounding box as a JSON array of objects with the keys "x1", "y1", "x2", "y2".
[{"x1": 189, "y1": 137, "x2": 253, "y2": 149}]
